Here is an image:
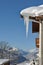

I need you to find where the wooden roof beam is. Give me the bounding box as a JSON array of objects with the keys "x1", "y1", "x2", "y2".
[{"x1": 20, "y1": 15, "x2": 43, "y2": 23}]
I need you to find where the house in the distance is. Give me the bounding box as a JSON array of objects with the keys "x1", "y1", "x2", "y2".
[{"x1": 0, "y1": 59, "x2": 10, "y2": 65}]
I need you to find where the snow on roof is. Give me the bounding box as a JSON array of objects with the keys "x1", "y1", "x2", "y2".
[
  {"x1": 38, "y1": 5, "x2": 43, "y2": 7},
  {"x1": 0, "y1": 59, "x2": 9, "y2": 64},
  {"x1": 20, "y1": 5, "x2": 43, "y2": 17}
]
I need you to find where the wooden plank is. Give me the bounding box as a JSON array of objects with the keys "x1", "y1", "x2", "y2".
[{"x1": 29, "y1": 15, "x2": 43, "y2": 21}]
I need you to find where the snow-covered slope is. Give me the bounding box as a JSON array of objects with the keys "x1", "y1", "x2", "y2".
[
  {"x1": 0, "y1": 47, "x2": 39, "y2": 65},
  {"x1": 17, "y1": 48, "x2": 39, "y2": 65},
  {"x1": 24, "y1": 48, "x2": 39, "y2": 61}
]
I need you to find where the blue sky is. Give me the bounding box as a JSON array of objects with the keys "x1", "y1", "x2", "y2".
[{"x1": 0, "y1": 0, "x2": 43, "y2": 50}]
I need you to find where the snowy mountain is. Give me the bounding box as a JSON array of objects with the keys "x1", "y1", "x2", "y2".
[
  {"x1": 10, "y1": 48, "x2": 39, "y2": 63},
  {"x1": 0, "y1": 47, "x2": 39, "y2": 64},
  {"x1": 17, "y1": 48, "x2": 39, "y2": 65},
  {"x1": 24, "y1": 48, "x2": 39, "y2": 61}
]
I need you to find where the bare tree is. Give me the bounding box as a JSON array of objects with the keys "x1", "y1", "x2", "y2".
[
  {"x1": 0, "y1": 41, "x2": 10, "y2": 58},
  {"x1": 0, "y1": 41, "x2": 10, "y2": 50}
]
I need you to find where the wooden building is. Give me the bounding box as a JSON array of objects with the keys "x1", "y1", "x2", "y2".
[
  {"x1": 3, "y1": 61, "x2": 10, "y2": 65},
  {"x1": 20, "y1": 5, "x2": 43, "y2": 65}
]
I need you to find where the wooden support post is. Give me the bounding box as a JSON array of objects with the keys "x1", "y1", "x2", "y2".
[{"x1": 39, "y1": 21, "x2": 43, "y2": 65}]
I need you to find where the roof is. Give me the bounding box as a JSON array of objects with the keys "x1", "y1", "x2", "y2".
[
  {"x1": 20, "y1": 5, "x2": 43, "y2": 36},
  {"x1": 20, "y1": 5, "x2": 43, "y2": 17},
  {"x1": 0, "y1": 59, "x2": 9, "y2": 64}
]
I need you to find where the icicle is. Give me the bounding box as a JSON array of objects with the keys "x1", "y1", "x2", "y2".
[{"x1": 24, "y1": 16, "x2": 29, "y2": 37}]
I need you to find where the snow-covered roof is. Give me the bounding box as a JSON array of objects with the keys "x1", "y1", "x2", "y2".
[
  {"x1": 0, "y1": 59, "x2": 9, "y2": 64},
  {"x1": 20, "y1": 5, "x2": 43, "y2": 17},
  {"x1": 20, "y1": 5, "x2": 43, "y2": 37}
]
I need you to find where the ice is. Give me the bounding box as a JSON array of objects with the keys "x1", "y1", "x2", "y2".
[{"x1": 24, "y1": 16, "x2": 29, "y2": 37}]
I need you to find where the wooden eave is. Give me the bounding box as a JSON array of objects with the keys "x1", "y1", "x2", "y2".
[{"x1": 20, "y1": 15, "x2": 43, "y2": 22}]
